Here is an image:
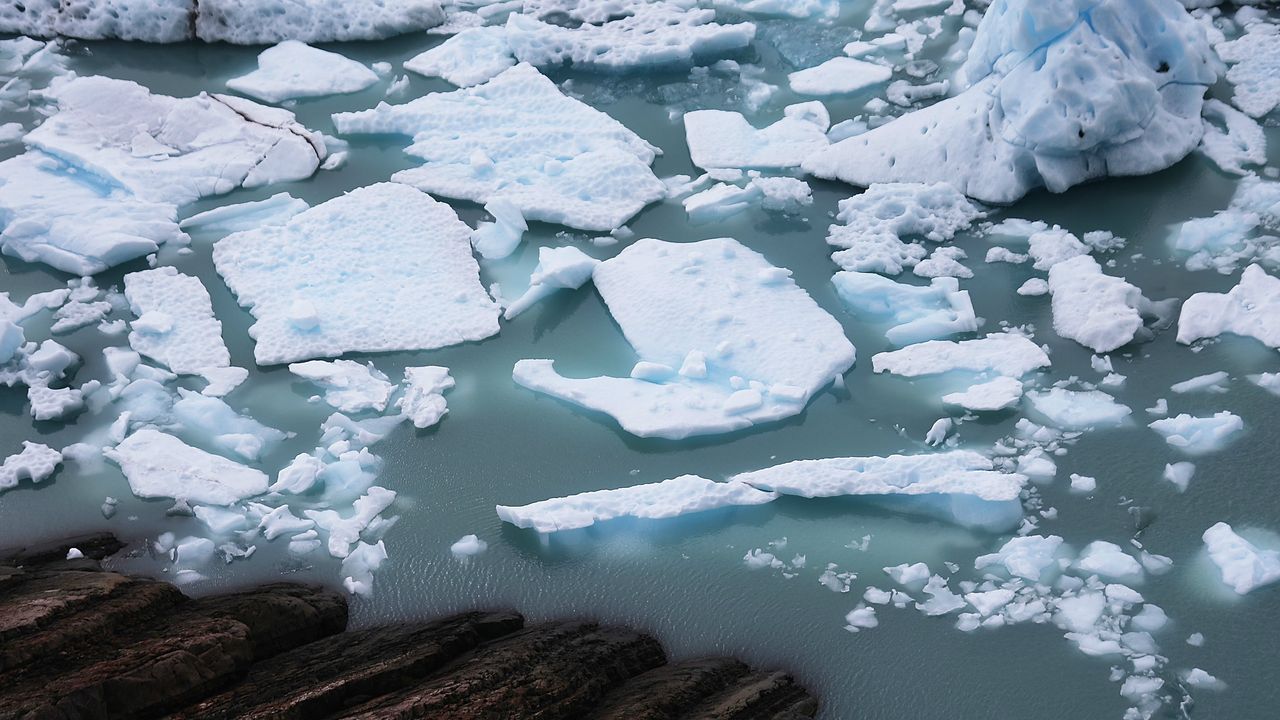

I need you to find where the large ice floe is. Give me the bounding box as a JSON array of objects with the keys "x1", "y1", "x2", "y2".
[
  {"x1": 225, "y1": 41, "x2": 379, "y2": 103},
  {"x1": 804, "y1": 0, "x2": 1221, "y2": 203},
  {"x1": 0, "y1": 0, "x2": 445, "y2": 44},
  {"x1": 496, "y1": 475, "x2": 777, "y2": 533},
  {"x1": 405, "y1": 1, "x2": 755, "y2": 86},
  {"x1": 731, "y1": 450, "x2": 1027, "y2": 531},
  {"x1": 0, "y1": 76, "x2": 325, "y2": 275},
  {"x1": 213, "y1": 183, "x2": 500, "y2": 364},
  {"x1": 514, "y1": 237, "x2": 855, "y2": 439},
  {"x1": 1177, "y1": 264, "x2": 1280, "y2": 348},
  {"x1": 333, "y1": 64, "x2": 664, "y2": 233}
]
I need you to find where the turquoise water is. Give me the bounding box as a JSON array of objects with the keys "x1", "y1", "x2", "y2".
[{"x1": 4, "y1": 8, "x2": 1280, "y2": 719}]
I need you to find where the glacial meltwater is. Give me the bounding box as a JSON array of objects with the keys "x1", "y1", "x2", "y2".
[{"x1": 3, "y1": 2, "x2": 1280, "y2": 718}]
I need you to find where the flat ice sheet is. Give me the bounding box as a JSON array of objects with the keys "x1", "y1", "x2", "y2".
[{"x1": 105, "y1": 428, "x2": 268, "y2": 506}]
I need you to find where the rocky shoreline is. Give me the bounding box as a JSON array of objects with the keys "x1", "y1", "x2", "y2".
[{"x1": 0, "y1": 534, "x2": 817, "y2": 720}]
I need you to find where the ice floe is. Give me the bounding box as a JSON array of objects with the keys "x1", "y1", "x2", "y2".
[
  {"x1": 226, "y1": 41, "x2": 379, "y2": 103},
  {"x1": 504, "y1": 246, "x2": 599, "y2": 320},
  {"x1": 1168, "y1": 178, "x2": 1280, "y2": 274},
  {"x1": 333, "y1": 64, "x2": 664, "y2": 232},
  {"x1": 179, "y1": 193, "x2": 309, "y2": 235},
  {"x1": 941, "y1": 377, "x2": 1023, "y2": 412},
  {"x1": 805, "y1": 0, "x2": 1220, "y2": 203},
  {"x1": 1047, "y1": 256, "x2": 1157, "y2": 353},
  {"x1": 1202, "y1": 522, "x2": 1280, "y2": 595},
  {"x1": 1199, "y1": 99, "x2": 1267, "y2": 176},
  {"x1": 833, "y1": 272, "x2": 977, "y2": 346},
  {"x1": 405, "y1": 26, "x2": 516, "y2": 87},
  {"x1": 397, "y1": 366, "x2": 454, "y2": 429},
  {"x1": 105, "y1": 428, "x2": 268, "y2": 506},
  {"x1": 824, "y1": 182, "x2": 983, "y2": 276},
  {"x1": 684, "y1": 105, "x2": 829, "y2": 170},
  {"x1": 788, "y1": 57, "x2": 892, "y2": 96},
  {"x1": 1025, "y1": 389, "x2": 1131, "y2": 431},
  {"x1": 1149, "y1": 412, "x2": 1244, "y2": 455},
  {"x1": 1177, "y1": 264, "x2": 1280, "y2": 348},
  {"x1": 871, "y1": 333, "x2": 1049, "y2": 378},
  {"x1": 513, "y1": 237, "x2": 855, "y2": 439},
  {"x1": 289, "y1": 360, "x2": 394, "y2": 414},
  {"x1": 123, "y1": 268, "x2": 232, "y2": 379},
  {"x1": 214, "y1": 183, "x2": 500, "y2": 364},
  {"x1": 1215, "y1": 20, "x2": 1280, "y2": 119},
  {"x1": 496, "y1": 475, "x2": 777, "y2": 533},
  {"x1": 0, "y1": 441, "x2": 61, "y2": 492}
]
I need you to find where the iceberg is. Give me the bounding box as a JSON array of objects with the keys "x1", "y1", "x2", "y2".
[
  {"x1": 104, "y1": 428, "x2": 268, "y2": 506},
  {"x1": 1202, "y1": 522, "x2": 1280, "y2": 595},
  {"x1": 332, "y1": 64, "x2": 665, "y2": 232},
  {"x1": 1149, "y1": 412, "x2": 1244, "y2": 455},
  {"x1": 1177, "y1": 264, "x2": 1280, "y2": 348},
  {"x1": 731, "y1": 450, "x2": 1027, "y2": 530},
  {"x1": 225, "y1": 41, "x2": 379, "y2": 103},
  {"x1": 289, "y1": 360, "x2": 395, "y2": 414},
  {"x1": 0, "y1": 441, "x2": 61, "y2": 491},
  {"x1": 684, "y1": 106, "x2": 829, "y2": 170},
  {"x1": 513, "y1": 237, "x2": 856, "y2": 439},
  {"x1": 832, "y1": 272, "x2": 977, "y2": 346},
  {"x1": 824, "y1": 183, "x2": 983, "y2": 275},
  {"x1": 871, "y1": 333, "x2": 1050, "y2": 378},
  {"x1": 213, "y1": 183, "x2": 500, "y2": 365},
  {"x1": 805, "y1": 0, "x2": 1220, "y2": 203},
  {"x1": 123, "y1": 268, "x2": 232, "y2": 378},
  {"x1": 496, "y1": 474, "x2": 777, "y2": 533}
]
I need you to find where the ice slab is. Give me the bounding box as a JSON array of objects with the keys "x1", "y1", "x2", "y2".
[
  {"x1": 871, "y1": 333, "x2": 1049, "y2": 378},
  {"x1": 684, "y1": 107, "x2": 829, "y2": 170},
  {"x1": 1168, "y1": 178, "x2": 1280, "y2": 274},
  {"x1": 1202, "y1": 522, "x2": 1280, "y2": 595},
  {"x1": 179, "y1": 193, "x2": 309, "y2": 235},
  {"x1": 824, "y1": 183, "x2": 983, "y2": 276},
  {"x1": 496, "y1": 474, "x2": 777, "y2": 533},
  {"x1": 0, "y1": 441, "x2": 61, "y2": 491},
  {"x1": 398, "y1": 366, "x2": 454, "y2": 429},
  {"x1": 833, "y1": 272, "x2": 977, "y2": 346},
  {"x1": 975, "y1": 535, "x2": 1064, "y2": 581},
  {"x1": 105, "y1": 428, "x2": 268, "y2": 506},
  {"x1": 170, "y1": 389, "x2": 285, "y2": 462},
  {"x1": 123, "y1": 267, "x2": 231, "y2": 377},
  {"x1": 805, "y1": 0, "x2": 1219, "y2": 203},
  {"x1": 513, "y1": 237, "x2": 856, "y2": 439},
  {"x1": 289, "y1": 360, "x2": 394, "y2": 414},
  {"x1": 504, "y1": 246, "x2": 599, "y2": 320},
  {"x1": 1149, "y1": 412, "x2": 1244, "y2": 455},
  {"x1": 1026, "y1": 389, "x2": 1131, "y2": 431},
  {"x1": 1215, "y1": 22, "x2": 1280, "y2": 119},
  {"x1": 405, "y1": 26, "x2": 515, "y2": 87},
  {"x1": 1048, "y1": 255, "x2": 1151, "y2": 353},
  {"x1": 1199, "y1": 99, "x2": 1266, "y2": 175},
  {"x1": 213, "y1": 183, "x2": 500, "y2": 364},
  {"x1": 732, "y1": 450, "x2": 1026, "y2": 530},
  {"x1": 942, "y1": 376, "x2": 1023, "y2": 412},
  {"x1": 332, "y1": 64, "x2": 664, "y2": 232},
  {"x1": 788, "y1": 57, "x2": 892, "y2": 96},
  {"x1": 1177, "y1": 264, "x2": 1280, "y2": 348},
  {"x1": 226, "y1": 41, "x2": 379, "y2": 103}
]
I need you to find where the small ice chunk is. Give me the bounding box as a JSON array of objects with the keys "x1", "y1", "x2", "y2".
[
  {"x1": 289, "y1": 360, "x2": 394, "y2": 414},
  {"x1": 1199, "y1": 99, "x2": 1266, "y2": 175},
  {"x1": 684, "y1": 108, "x2": 829, "y2": 170},
  {"x1": 503, "y1": 246, "x2": 600, "y2": 319},
  {"x1": 1069, "y1": 474, "x2": 1097, "y2": 494},
  {"x1": 406, "y1": 26, "x2": 515, "y2": 87},
  {"x1": 397, "y1": 366, "x2": 455, "y2": 429},
  {"x1": 305, "y1": 486, "x2": 397, "y2": 558},
  {"x1": 788, "y1": 57, "x2": 892, "y2": 96},
  {"x1": 885, "y1": 562, "x2": 931, "y2": 586},
  {"x1": 844, "y1": 605, "x2": 879, "y2": 631},
  {"x1": 824, "y1": 182, "x2": 983, "y2": 276},
  {"x1": 270, "y1": 453, "x2": 326, "y2": 494},
  {"x1": 1047, "y1": 255, "x2": 1150, "y2": 353},
  {"x1": 942, "y1": 377, "x2": 1023, "y2": 412},
  {"x1": 1171, "y1": 371, "x2": 1229, "y2": 394},
  {"x1": 0, "y1": 441, "x2": 62, "y2": 491},
  {"x1": 871, "y1": 333, "x2": 1050, "y2": 378},
  {"x1": 1178, "y1": 265, "x2": 1280, "y2": 348},
  {"x1": 1162, "y1": 462, "x2": 1195, "y2": 492},
  {"x1": 496, "y1": 475, "x2": 776, "y2": 533},
  {"x1": 124, "y1": 267, "x2": 231, "y2": 376},
  {"x1": 1148, "y1": 412, "x2": 1244, "y2": 455},
  {"x1": 974, "y1": 535, "x2": 1063, "y2": 581},
  {"x1": 1202, "y1": 522, "x2": 1280, "y2": 595},
  {"x1": 104, "y1": 428, "x2": 268, "y2": 506},
  {"x1": 450, "y1": 534, "x2": 488, "y2": 558},
  {"x1": 226, "y1": 41, "x2": 378, "y2": 103},
  {"x1": 180, "y1": 193, "x2": 309, "y2": 235},
  {"x1": 833, "y1": 273, "x2": 977, "y2": 346},
  {"x1": 925, "y1": 418, "x2": 952, "y2": 446},
  {"x1": 1074, "y1": 541, "x2": 1143, "y2": 581},
  {"x1": 1025, "y1": 388, "x2": 1131, "y2": 431},
  {"x1": 340, "y1": 540, "x2": 388, "y2": 597}
]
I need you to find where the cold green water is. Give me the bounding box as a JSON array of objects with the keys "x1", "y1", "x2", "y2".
[{"x1": 3, "y1": 7, "x2": 1280, "y2": 720}]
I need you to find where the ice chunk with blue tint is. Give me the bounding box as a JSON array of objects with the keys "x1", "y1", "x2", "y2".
[
  {"x1": 496, "y1": 474, "x2": 777, "y2": 533},
  {"x1": 171, "y1": 389, "x2": 285, "y2": 462},
  {"x1": 226, "y1": 41, "x2": 379, "y2": 103},
  {"x1": 405, "y1": 26, "x2": 515, "y2": 87},
  {"x1": 1202, "y1": 522, "x2": 1280, "y2": 595},
  {"x1": 105, "y1": 428, "x2": 268, "y2": 506},
  {"x1": 1048, "y1": 255, "x2": 1155, "y2": 353},
  {"x1": 1026, "y1": 389, "x2": 1131, "y2": 431},
  {"x1": 333, "y1": 64, "x2": 664, "y2": 232},
  {"x1": 732, "y1": 450, "x2": 1026, "y2": 531},
  {"x1": 833, "y1": 272, "x2": 976, "y2": 346},
  {"x1": 824, "y1": 183, "x2": 983, "y2": 275},
  {"x1": 340, "y1": 540, "x2": 388, "y2": 596},
  {"x1": 179, "y1": 193, "x2": 308, "y2": 235},
  {"x1": 684, "y1": 107, "x2": 829, "y2": 171},
  {"x1": 1168, "y1": 178, "x2": 1280, "y2": 274},
  {"x1": 1199, "y1": 99, "x2": 1266, "y2": 176},
  {"x1": 872, "y1": 332, "x2": 1049, "y2": 378},
  {"x1": 1177, "y1": 264, "x2": 1280, "y2": 348},
  {"x1": 305, "y1": 485, "x2": 397, "y2": 558},
  {"x1": 1149, "y1": 412, "x2": 1244, "y2": 455},
  {"x1": 289, "y1": 360, "x2": 395, "y2": 414},
  {"x1": 806, "y1": 0, "x2": 1220, "y2": 203},
  {"x1": 397, "y1": 366, "x2": 454, "y2": 429},
  {"x1": 788, "y1": 57, "x2": 893, "y2": 96},
  {"x1": 123, "y1": 267, "x2": 232, "y2": 377},
  {"x1": 504, "y1": 246, "x2": 600, "y2": 320},
  {"x1": 0, "y1": 0, "x2": 194, "y2": 42},
  {"x1": 213, "y1": 183, "x2": 500, "y2": 364},
  {"x1": 513, "y1": 237, "x2": 855, "y2": 439},
  {"x1": 974, "y1": 535, "x2": 1064, "y2": 581}
]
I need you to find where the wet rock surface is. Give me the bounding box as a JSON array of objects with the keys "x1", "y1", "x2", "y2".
[{"x1": 0, "y1": 535, "x2": 817, "y2": 720}]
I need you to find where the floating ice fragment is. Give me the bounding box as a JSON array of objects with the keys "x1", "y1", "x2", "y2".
[
  {"x1": 788, "y1": 57, "x2": 892, "y2": 96},
  {"x1": 450, "y1": 534, "x2": 488, "y2": 558},
  {"x1": 124, "y1": 267, "x2": 231, "y2": 377},
  {"x1": 824, "y1": 183, "x2": 983, "y2": 275},
  {"x1": 1069, "y1": 474, "x2": 1096, "y2": 494},
  {"x1": 397, "y1": 366, "x2": 454, "y2": 429},
  {"x1": 1025, "y1": 389, "x2": 1131, "y2": 431},
  {"x1": 942, "y1": 377, "x2": 1023, "y2": 412},
  {"x1": 844, "y1": 605, "x2": 878, "y2": 631},
  {"x1": 496, "y1": 475, "x2": 777, "y2": 533},
  {"x1": 0, "y1": 441, "x2": 61, "y2": 491},
  {"x1": 974, "y1": 535, "x2": 1063, "y2": 581},
  {"x1": 504, "y1": 246, "x2": 599, "y2": 319},
  {"x1": 305, "y1": 486, "x2": 397, "y2": 558},
  {"x1": 1047, "y1": 256, "x2": 1154, "y2": 353},
  {"x1": 871, "y1": 333, "x2": 1050, "y2": 378},
  {"x1": 1074, "y1": 541, "x2": 1144, "y2": 581},
  {"x1": 406, "y1": 26, "x2": 515, "y2": 87},
  {"x1": 1162, "y1": 462, "x2": 1195, "y2": 492},
  {"x1": 1215, "y1": 22, "x2": 1280, "y2": 118},
  {"x1": 1199, "y1": 99, "x2": 1266, "y2": 175},
  {"x1": 885, "y1": 562, "x2": 931, "y2": 586},
  {"x1": 1177, "y1": 264, "x2": 1280, "y2": 348},
  {"x1": 214, "y1": 183, "x2": 499, "y2": 364},
  {"x1": 289, "y1": 360, "x2": 394, "y2": 414},
  {"x1": 179, "y1": 193, "x2": 308, "y2": 235},
  {"x1": 1202, "y1": 522, "x2": 1280, "y2": 595},
  {"x1": 1170, "y1": 371, "x2": 1229, "y2": 394},
  {"x1": 104, "y1": 428, "x2": 268, "y2": 506},
  {"x1": 1148, "y1": 412, "x2": 1244, "y2": 455},
  {"x1": 684, "y1": 107, "x2": 829, "y2": 170},
  {"x1": 226, "y1": 42, "x2": 377, "y2": 103},
  {"x1": 341, "y1": 540, "x2": 388, "y2": 597},
  {"x1": 833, "y1": 273, "x2": 977, "y2": 346}
]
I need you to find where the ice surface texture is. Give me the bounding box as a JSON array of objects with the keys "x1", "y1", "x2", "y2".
[
  {"x1": 0, "y1": 0, "x2": 445, "y2": 43},
  {"x1": 514, "y1": 237, "x2": 855, "y2": 439},
  {"x1": 214, "y1": 183, "x2": 499, "y2": 365},
  {"x1": 805, "y1": 0, "x2": 1221, "y2": 203},
  {"x1": 105, "y1": 428, "x2": 268, "y2": 506},
  {"x1": 0, "y1": 76, "x2": 324, "y2": 274},
  {"x1": 334, "y1": 64, "x2": 664, "y2": 232}
]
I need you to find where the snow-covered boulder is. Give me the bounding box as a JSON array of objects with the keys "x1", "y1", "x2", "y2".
[{"x1": 805, "y1": 0, "x2": 1221, "y2": 203}]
